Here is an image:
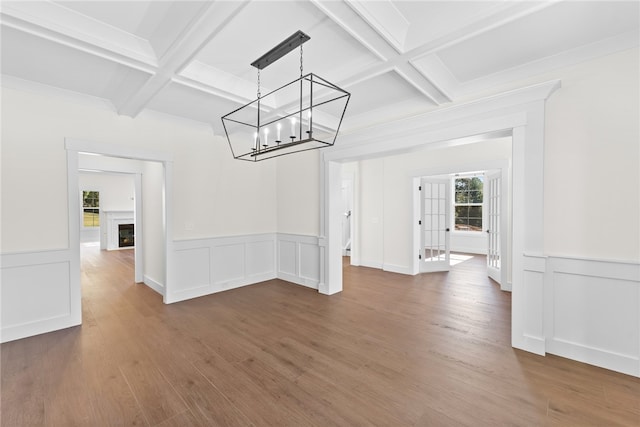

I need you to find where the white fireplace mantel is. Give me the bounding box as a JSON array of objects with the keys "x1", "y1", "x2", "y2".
[{"x1": 104, "y1": 210, "x2": 134, "y2": 250}]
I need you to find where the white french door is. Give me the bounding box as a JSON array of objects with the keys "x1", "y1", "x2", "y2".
[
  {"x1": 420, "y1": 178, "x2": 450, "y2": 273},
  {"x1": 486, "y1": 170, "x2": 506, "y2": 285}
]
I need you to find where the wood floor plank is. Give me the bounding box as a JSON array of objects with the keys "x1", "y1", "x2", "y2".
[
  {"x1": 2, "y1": 247, "x2": 640, "y2": 426},
  {"x1": 118, "y1": 356, "x2": 187, "y2": 426}
]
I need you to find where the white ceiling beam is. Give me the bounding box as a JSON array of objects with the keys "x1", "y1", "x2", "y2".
[
  {"x1": 116, "y1": 1, "x2": 251, "y2": 118},
  {"x1": 310, "y1": 0, "x2": 447, "y2": 106},
  {"x1": 310, "y1": 0, "x2": 561, "y2": 107},
  {"x1": 0, "y1": 1, "x2": 156, "y2": 73},
  {"x1": 394, "y1": 64, "x2": 450, "y2": 104},
  {"x1": 345, "y1": 0, "x2": 410, "y2": 53},
  {"x1": 175, "y1": 61, "x2": 259, "y2": 107}
]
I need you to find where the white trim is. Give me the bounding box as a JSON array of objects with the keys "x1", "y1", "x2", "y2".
[
  {"x1": 1, "y1": 1, "x2": 157, "y2": 72},
  {"x1": 143, "y1": 275, "x2": 164, "y2": 295},
  {"x1": 65, "y1": 138, "x2": 173, "y2": 162},
  {"x1": 66, "y1": 138, "x2": 173, "y2": 311},
  {"x1": 169, "y1": 233, "x2": 278, "y2": 303},
  {"x1": 133, "y1": 174, "x2": 143, "y2": 283},
  {"x1": 276, "y1": 233, "x2": 321, "y2": 290},
  {"x1": 0, "y1": 249, "x2": 79, "y2": 343},
  {"x1": 169, "y1": 233, "x2": 323, "y2": 303},
  {"x1": 359, "y1": 260, "x2": 384, "y2": 270},
  {"x1": 383, "y1": 263, "x2": 413, "y2": 275},
  {"x1": 544, "y1": 256, "x2": 640, "y2": 377}
]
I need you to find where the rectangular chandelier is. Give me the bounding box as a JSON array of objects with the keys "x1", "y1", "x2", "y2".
[{"x1": 221, "y1": 31, "x2": 350, "y2": 162}]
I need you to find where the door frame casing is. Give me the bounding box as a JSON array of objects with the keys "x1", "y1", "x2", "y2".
[
  {"x1": 66, "y1": 138, "x2": 174, "y2": 306},
  {"x1": 320, "y1": 80, "x2": 561, "y2": 356}
]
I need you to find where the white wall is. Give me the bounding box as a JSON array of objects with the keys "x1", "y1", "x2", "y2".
[
  {"x1": 543, "y1": 48, "x2": 639, "y2": 261},
  {"x1": 276, "y1": 150, "x2": 320, "y2": 236},
  {"x1": 142, "y1": 161, "x2": 165, "y2": 286},
  {"x1": 78, "y1": 172, "x2": 135, "y2": 212},
  {"x1": 0, "y1": 85, "x2": 278, "y2": 254},
  {"x1": 358, "y1": 157, "x2": 385, "y2": 268},
  {"x1": 450, "y1": 232, "x2": 487, "y2": 255}
]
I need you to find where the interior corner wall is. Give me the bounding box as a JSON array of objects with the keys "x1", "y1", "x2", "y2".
[{"x1": 0, "y1": 85, "x2": 278, "y2": 255}]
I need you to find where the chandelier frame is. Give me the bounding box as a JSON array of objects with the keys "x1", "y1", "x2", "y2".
[{"x1": 221, "y1": 30, "x2": 351, "y2": 162}]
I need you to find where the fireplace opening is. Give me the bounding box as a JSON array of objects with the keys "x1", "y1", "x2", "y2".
[{"x1": 118, "y1": 223, "x2": 134, "y2": 248}]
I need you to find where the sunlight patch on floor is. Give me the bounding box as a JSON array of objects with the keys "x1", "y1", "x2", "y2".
[
  {"x1": 449, "y1": 253, "x2": 474, "y2": 266},
  {"x1": 422, "y1": 253, "x2": 474, "y2": 265}
]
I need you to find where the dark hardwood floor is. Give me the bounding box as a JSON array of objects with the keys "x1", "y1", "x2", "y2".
[{"x1": 1, "y1": 246, "x2": 639, "y2": 426}]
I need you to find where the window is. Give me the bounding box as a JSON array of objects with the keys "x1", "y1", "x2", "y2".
[
  {"x1": 454, "y1": 177, "x2": 483, "y2": 231},
  {"x1": 83, "y1": 191, "x2": 100, "y2": 227}
]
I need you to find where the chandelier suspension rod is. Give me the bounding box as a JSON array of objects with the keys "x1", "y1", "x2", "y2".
[{"x1": 251, "y1": 30, "x2": 310, "y2": 70}]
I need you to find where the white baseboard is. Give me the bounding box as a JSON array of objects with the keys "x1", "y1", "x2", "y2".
[
  {"x1": 383, "y1": 263, "x2": 414, "y2": 275},
  {"x1": 359, "y1": 259, "x2": 383, "y2": 269},
  {"x1": 143, "y1": 275, "x2": 164, "y2": 295}
]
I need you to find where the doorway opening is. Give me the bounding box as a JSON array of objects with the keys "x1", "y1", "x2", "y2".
[
  {"x1": 417, "y1": 164, "x2": 510, "y2": 290},
  {"x1": 66, "y1": 138, "x2": 174, "y2": 333},
  {"x1": 78, "y1": 169, "x2": 138, "y2": 292},
  {"x1": 323, "y1": 80, "x2": 558, "y2": 356}
]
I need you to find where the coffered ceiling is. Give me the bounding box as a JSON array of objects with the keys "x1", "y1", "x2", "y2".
[{"x1": 2, "y1": 1, "x2": 638, "y2": 135}]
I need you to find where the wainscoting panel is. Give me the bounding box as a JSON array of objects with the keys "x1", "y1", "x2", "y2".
[
  {"x1": 246, "y1": 240, "x2": 275, "y2": 278},
  {"x1": 168, "y1": 234, "x2": 278, "y2": 303},
  {"x1": 211, "y1": 243, "x2": 245, "y2": 285},
  {"x1": 1, "y1": 250, "x2": 81, "y2": 343},
  {"x1": 169, "y1": 233, "x2": 320, "y2": 302},
  {"x1": 277, "y1": 234, "x2": 320, "y2": 289},
  {"x1": 174, "y1": 246, "x2": 210, "y2": 290},
  {"x1": 299, "y1": 242, "x2": 320, "y2": 284},
  {"x1": 278, "y1": 240, "x2": 297, "y2": 276},
  {"x1": 546, "y1": 256, "x2": 640, "y2": 377}
]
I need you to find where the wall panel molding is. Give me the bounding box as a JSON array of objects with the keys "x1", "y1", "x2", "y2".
[
  {"x1": 169, "y1": 233, "x2": 276, "y2": 303},
  {"x1": 1, "y1": 249, "x2": 81, "y2": 343},
  {"x1": 545, "y1": 256, "x2": 640, "y2": 377},
  {"x1": 169, "y1": 232, "x2": 323, "y2": 302},
  {"x1": 277, "y1": 234, "x2": 321, "y2": 289}
]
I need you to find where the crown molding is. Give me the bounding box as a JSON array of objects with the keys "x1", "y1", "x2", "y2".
[{"x1": 0, "y1": 1, "x2": 157, "y2": 73}]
